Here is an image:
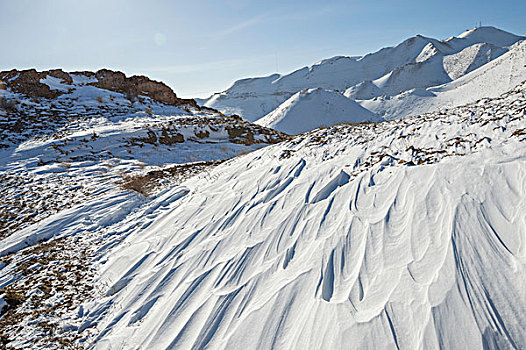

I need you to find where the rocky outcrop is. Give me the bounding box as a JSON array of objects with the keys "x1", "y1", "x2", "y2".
[
  {"x1": 0, "y1": 68, "x2": 198, "y2": 108},
  {"x1": 89, "y1": 69, "x2": 197, "y2": 107},
  {"x1": 48, "y1": 69, "x2": 73, "y2": 84},
  {"x1": 0, "y1": 69, "x2": 71, "y2": 99}
]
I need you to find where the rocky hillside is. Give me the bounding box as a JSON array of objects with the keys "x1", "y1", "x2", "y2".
[
  {"x1": 0, "y1": 68, "x2": 291, "y2": 348},
  {"x1": 0, "y1": 68, "x2": 196, "y2": 106},
  {"x1": 0, "y1": 68, "x2": 289, "y2": 235}
]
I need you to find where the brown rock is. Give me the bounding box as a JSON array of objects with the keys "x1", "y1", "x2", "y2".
[
  {"x1": 159, "y1": 127, "x2": 185, "y2": 144},
  {"x1": 48, "y1": 69, "x2": 73, "y2": 84},
  {"x1": 0, "y1": 68, "x2": 73, "y2": 99},
  {"x1": 90, "y1": 69, "x2": 198, "y2": 107},
  {"x1": 0, "y1": 68, "x2": 201, "y2": 108}
]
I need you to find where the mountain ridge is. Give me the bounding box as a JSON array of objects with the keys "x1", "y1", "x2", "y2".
[
  {"x1": 200, "y1": 26, "x2": 525, "y2": 133},
  {"x1": 1, "y1": 68, "x2": 203, "y2": 109}
]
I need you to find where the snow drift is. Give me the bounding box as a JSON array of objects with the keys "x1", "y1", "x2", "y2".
[{"x1": 80, "y1": 82, "x2": 526, "y2": 349}]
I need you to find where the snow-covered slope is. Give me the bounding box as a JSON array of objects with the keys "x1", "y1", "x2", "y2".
[
  {"x1": 0, "y1": 69, "x2": 289, "y2": 240},
  {"x1": 371, "y1": 54, "x2": 452, "y2": 96},
  {"x1": 363, "y1": 40, "x2": 526, "y2": 120},
  {"x1": 255, "y1": 88, "x2": 380, "y2": 134},
  {"x1": 201, "y1": 27, "x2": 524, "y2": 122},
  {"x1": 0, "y1": 69, "x2": 291, "y2": 348},
  {"x1": 442, "y1": 43, "x2": 507, "y2": 80},
  {"x1": 344, "y1": 80, "x2": 385, "y2": 100},
  {"x1": 66, "y1": 82, "x2": 526, "y2": 349}
]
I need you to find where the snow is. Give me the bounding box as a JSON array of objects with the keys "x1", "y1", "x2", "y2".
[
  {"x1": 0, "y1": 297, "x2": 6, "y2": 313},
  {"x1": 72, "y1": 82, "x2": 525, "y2": 349},
  {"x1": 204, "y1": 90, "x2": 292, "y2": 122},
  {"x1": 255, "y1": 88, "x2": 380, "y2": 134},
  {"x1": 0, "y1": 191, "x2": 140, "y2": 257},
  {"x1": 201, "y1": 26, "x2": 524, "y2": 124},
  {"x1": 40, "y1": 76, "x2": 71, "y2": 92},
  {"x1": 443, "y1": 43, "x2": 506, "y2": 80},
  {"x1": 363, "y1": 40, "x2": 526, "y2": 120},
  {"x1": 343, "y1": 80, "x2": 384, "y2": 100},
  {"x1": 372, "y1": 55, "x2": 451, "y2": 96}
]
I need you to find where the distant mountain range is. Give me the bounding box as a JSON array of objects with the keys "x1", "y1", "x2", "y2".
[{"x1": 199, "y1": 26, "x2": 526, "y2": 134}]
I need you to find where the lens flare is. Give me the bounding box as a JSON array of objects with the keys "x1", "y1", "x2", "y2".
[{"x1": 154, "y1": 32, "x2": 167, "y2": 47}]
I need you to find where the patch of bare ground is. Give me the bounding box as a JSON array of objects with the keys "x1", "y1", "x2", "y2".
[
  {"x1": 119, "y1": 160, "x2": 225, "y2": 196},
  {"x1": 0, "y1": 236, "x2": 97, "y2": 349},
  {"x1": 0, "y1": 173, "x2": 92, "y2": 240}
]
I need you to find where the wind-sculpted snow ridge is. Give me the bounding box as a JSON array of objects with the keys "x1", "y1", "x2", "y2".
[
  {"x1": 82, "y1": 82, "x2": 526, "y2": 349},
  {"x1": 0, "y1": 69, "x2": 289, "y2": 348},
  {"x1": 201, "y1": 26, "x2": 524, "y2": 124}
]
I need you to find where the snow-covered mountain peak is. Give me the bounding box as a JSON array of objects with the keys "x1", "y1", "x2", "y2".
[
  {"x1": 455, "y1": 25, "x2": 523, "y2": 46},
  {"x1": 201, "y1": 26, "x2": 525, "y2": 128}
]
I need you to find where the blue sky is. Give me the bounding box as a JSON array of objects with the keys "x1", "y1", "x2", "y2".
[{"x1": 1, "y1": 0, "x2": 525, "y2": 97}]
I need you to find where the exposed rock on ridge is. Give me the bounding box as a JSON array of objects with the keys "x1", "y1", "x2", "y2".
[
  {"x1": 89, "y1": 69, "x2": 197, "y2": 107},
  {"x1": 0, "y1": 69, "x2": 72, "y2": 99},
  {"x1": 0, "y1": 68, "x2": 198, "y2": 107}
]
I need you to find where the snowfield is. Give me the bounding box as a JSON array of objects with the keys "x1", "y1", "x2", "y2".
[{"x1": 70, "y1": 82, "x2": 526, "y2": 349}]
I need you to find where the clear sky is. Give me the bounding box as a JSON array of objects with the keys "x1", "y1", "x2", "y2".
[{"x1": 1, "y1": 0, "x2": 525, "y2": 98}]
